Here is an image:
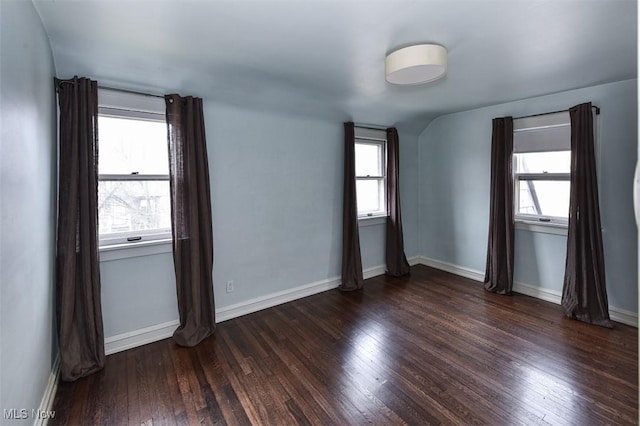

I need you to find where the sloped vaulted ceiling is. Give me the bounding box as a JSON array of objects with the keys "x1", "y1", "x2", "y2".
[{"x1": 33, "y1": 0, "x2": 636, "y2": 132}]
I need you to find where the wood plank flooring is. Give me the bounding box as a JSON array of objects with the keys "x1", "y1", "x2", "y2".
[{"x1": 50, "y1": 265, "x2": 638, "y2": 425}]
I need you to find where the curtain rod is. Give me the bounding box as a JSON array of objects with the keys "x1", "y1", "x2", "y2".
[
  {"x1": 54, "y1": 78, "x2": 165, "y2": 99},
  {"x1": 354, "y1": 122, "x2": 389, "y2": 131},
  {"x1": 99, "y1": 85, "x2": 165, "y2": 99},
  {"x1": 514, "y1": 105, "x2": 600, "y2": 120}
]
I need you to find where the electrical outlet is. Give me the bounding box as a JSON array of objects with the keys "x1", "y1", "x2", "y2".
[{"x1": 226, "y1": 280, "x2": 234, "y2": 293}]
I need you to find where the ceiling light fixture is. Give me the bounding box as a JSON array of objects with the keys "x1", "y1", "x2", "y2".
[{"x1": 385, "y1": 44, "x2": 448, "y2": 85}]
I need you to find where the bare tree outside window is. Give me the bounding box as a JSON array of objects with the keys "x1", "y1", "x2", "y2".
[
  {"x1": 513, "y1": 113, "x2": 572, "y2": 226},
  {"x1": 97, "y1": 115, "x2": 171, "y2": 245}
]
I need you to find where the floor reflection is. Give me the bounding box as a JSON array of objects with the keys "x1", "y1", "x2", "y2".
[{"x1": 512, "y1": 360, "x2": 582, "y2": 425}]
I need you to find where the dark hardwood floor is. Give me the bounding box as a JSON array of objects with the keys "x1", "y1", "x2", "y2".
[{"x1": 51, "y1": 265, "x2": 638, "y2": 425}]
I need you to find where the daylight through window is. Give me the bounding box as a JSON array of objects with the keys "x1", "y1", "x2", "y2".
[
  {"x1": 97, "y1": 91, "x2": 170, "y2": 246},
  {"x1": 513, "y1": 112, "x2": 571, "y2": 225},
  {"x1": 355, "y1": 127, "x2": 387, "y2": 218}
]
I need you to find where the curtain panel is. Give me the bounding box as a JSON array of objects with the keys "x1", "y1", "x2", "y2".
[
  {"x1": 54, "y1": 76, "x2": 105, "y2": 381},
  {"x1": 484, "y1": 117, "x2": 515, "y2": 295},
  {"x1": 385, "y1": 127, "x2": 410, "y2": 276},
  {"x1": 165, "y1": 94, "x2": 216, "y2": 345},
  {"x1": 562, "y1": 102, "x2": 612, "y2": 327},
  {"x1": 341, "y1": 122, "x2": 364, "y2": 291}
]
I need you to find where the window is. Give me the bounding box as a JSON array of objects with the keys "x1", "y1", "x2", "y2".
[
  {"x1": 97, "y1": 89, "x2": 171, "y2": 247},
  {"x1": 513, "y1": 112, "x2": 571, "y2": 226},
  {"x1": 355, "y1": 127, "x2": 387, "y2": 218}
]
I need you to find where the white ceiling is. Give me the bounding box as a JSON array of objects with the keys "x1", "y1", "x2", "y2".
[{"x1": 33, "y1": 0, "x2": 637, "y2": 133}]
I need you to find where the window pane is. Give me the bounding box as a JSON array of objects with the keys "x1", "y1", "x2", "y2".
[
  {"x1": 98, "y1": 116, "x2": 168, "y2": 175},
  {"x1": 98, "y1": 180, "x2": 171, "y2": 235},
  {"x1": 515, "y1": 151, "x2": 570, "y2": 174},
  {"x1": 517, "y1": 180, "x2": 570, "y2": 218},
  {"x1": 356, "y1": 179, "x2": 383, "y2": 214},
  {"x1": 355, "y1": 143, "x2": 382, "y2": 177}
]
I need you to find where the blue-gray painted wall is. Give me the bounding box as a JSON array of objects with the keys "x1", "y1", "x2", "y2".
[
  {"x1": 0, "y1": 1, "x2": 58, "y2": 421},
  {"x1": 419, "y1": 79, "x2": 638, "y2": 313},
  {"x1": 101, "y1": 102, "x2": 421, "y2": 337},
  {"x1": 2, "y1": 7, "x2": 635, "y2": 416}
]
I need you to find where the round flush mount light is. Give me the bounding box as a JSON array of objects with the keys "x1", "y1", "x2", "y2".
[{"x1": 385, "y1": 44, "x2": 448, "y2": 85}]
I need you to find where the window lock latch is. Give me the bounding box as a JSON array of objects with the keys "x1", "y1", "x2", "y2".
[
  {"x1": 127, "y1": 236, "x2": 142, "y2": 242},
  {"x1": 538, "y1": 217, "x2": 551, "y2": 222}
]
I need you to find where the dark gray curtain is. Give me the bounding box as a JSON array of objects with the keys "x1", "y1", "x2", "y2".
[
  {"x1": 562, "y1": 103, "x2": 612, "y2": 327},
  {"x1": 385, "y1": 127, "x2": 410, "y2": 276},
  {"x1": 341, "y1": 122, "x2": 364, "y2": 291},
  {"x1": 165, "y1": 94, "x2": 216, "y2": 346},
  {"x1": 55, "y1": 76, "x2": 105, "y2": 381},
  {"x1": 484, "y1": 117, "x2": 514, "y2": 295}
]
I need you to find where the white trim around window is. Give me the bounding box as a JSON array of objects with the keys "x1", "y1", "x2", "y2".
[
  {"x1": 99, "y1": 238, "x2": 173, "y2": 262},
  {"x1": 358, "y1": 215, "x2": 387, "y2": 227},
  {"x1": 97, "y1": 88, "x2": 172, "y2": 256},
  {"x1": 513, "y1": 111, "x2": 571, "y2": 231},
  {"x1": 355, "y1": 126, "x2": 388, "y2": 220},
  {"x1": 515, "y1": 220, "x2": 568, "y2": 236}
]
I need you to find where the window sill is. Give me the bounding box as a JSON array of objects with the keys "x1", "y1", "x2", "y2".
[
  {"x1": 99, "y1": 239, "x2": 172, "y2": 262},
  {"x1": 515, "y1": 220, "x2": 567, "y2": 236},
  {"x1": 358, "y1": 215, "x2": 388, "y2": 227}
]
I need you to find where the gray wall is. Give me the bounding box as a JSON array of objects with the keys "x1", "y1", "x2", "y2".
[
  {"x1": 101, "y1": 252, "x2": 178, "y2": 337},
  {"x1": 419, "y1": 79, "x2": 638, "y2": 314},
  {"x1": 1, "y1": 0, "x2": 633, "y2": 414},
  {"x1": 101, "y1": 102, "x2": 421, "y2": 338},
  {"x1": 0, "y1": 1, "x2": 58, "y2": 421}
]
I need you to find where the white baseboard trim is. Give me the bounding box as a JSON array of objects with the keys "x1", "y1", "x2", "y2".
[
  {"x1": 34, "y1": 354, "x2": 60, "y2": 426},
  {"x1": 362, "y1": 264, "x2": 386, "y2": 280},
  {"x1": 512, "y1": 280, "x2": 637, "y2": 327},
  {"x1": 417, "y1": 256, "x2": 638, "y2": 327},
  {"x1": 215, "y1": 274, "x2": 342, "y2": 323},
  {"x1": 418, "y1": 256, "x2": 484, "y2": 282},
  {"x1": 512, "y1": 280, "x2": 562, "y2": 305},
  {"x1": 407, "y1": 255, "x2": 422, "y2": 266},
  {"x1": 608, "y1": 307, "x2": 638, "y2": 327},
  {"x1": 106, "y1": 253, "x2": 638, "y2": 356},
  {"x1": 105, "y1": 319, "x2": 180, "y2": 355},
  {"x1": 104, "y1": 261, "x2": 420, "y2": 355},
  {"x1": 217, "y1": 262, "x2": 401, "y2": 322}
]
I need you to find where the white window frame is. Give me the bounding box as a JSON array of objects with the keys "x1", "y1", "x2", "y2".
[
  {"x1": 354, "y1": 127, "x2": 388, "y2": 221},
  {"x1": 513, "y1": 112, "x2": 571, "y2": 231},
  {"x1": 97, "y1": 89, "x2": 172, "y2": 253},
  {"x1": 513, "y1": 172, "x2": 570, "y2": 226}
]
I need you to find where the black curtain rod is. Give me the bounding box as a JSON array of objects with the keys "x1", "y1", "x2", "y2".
[
  {"x1": 99, "y1": 85, "x2": 165, "y2": 99},
  {"x1": 354, "y1": 122, "x2": 390, "y2": 131},
  {"x1": 514, "y1": 105, "x2": 600, "y2": 120},
  {"x1": 54, "y1": 77, "x2": 164, "y2": 99}
]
